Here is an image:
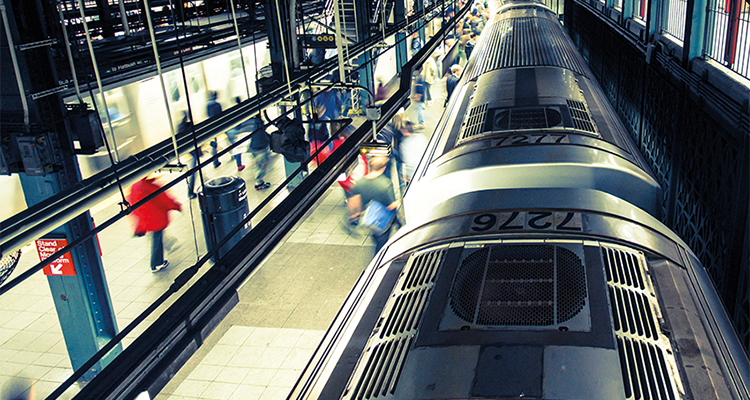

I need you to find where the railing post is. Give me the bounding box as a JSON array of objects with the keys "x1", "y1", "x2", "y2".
[{"x1": 682, "y1": 0, "x2": 707, "y2": 68}]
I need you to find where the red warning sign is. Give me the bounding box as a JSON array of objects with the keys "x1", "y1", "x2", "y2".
[{"x1": 35, "y1": 238, "x2": 77, "y2": 276}]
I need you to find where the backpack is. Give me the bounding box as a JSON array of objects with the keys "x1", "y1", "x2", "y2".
[
  {"x1": 360, "y1": 200, "x2": 396, "y2": 236},
  {"x1": 272, "y1": 116, "x2": 310, "y2": 163}
]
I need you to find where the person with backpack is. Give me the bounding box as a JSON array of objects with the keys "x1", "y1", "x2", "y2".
[
  {"x1": 271, "y1": 115, "x2": 310, "y2": 191},
  {"x1": 410, "y1": 31, "x2": 423, "y2": 58},
  {"x1": 348, "y1": 156, "x2": 401, "y2": 254}
]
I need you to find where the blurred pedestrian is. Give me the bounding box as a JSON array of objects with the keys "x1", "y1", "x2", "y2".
[
  {"x1": 128, "y1": 173, "x2": 182, "y2": 272},
  {"x1": 399, "y1": 126, "x2": 428, "y2": 187},
  {"x1": 178, "y1": 112, "x2": 202, "y2": 199},
  {"x1": 410, "y1": 31, "x2": 423, "y2": 58},
  {"x1": 207, "y1": 91, "x2": 222, "y2": 168},
  {"x1": 376, "y1": 112, "x2": 405, "y2": 180},
  {"x1": 412, "y1": 69, "x2": 426, "y2": 129},
  {"x1": 374, "y1": 80, "x2": 388, "y2": 105},
  {"x1": 466, "y1": 33, "x2": 478, "y2": 59},
  {"x1": 348, "y1": 156, "x2": 401, "y2": 254},
  {"x1": 247, "y1": 115, "x2": 272, "y2": 190},
  {"x1": 422, "y1": 56, "x2": 438, "y2": 105},
  {"x1": 445, "y1": 64, "x2": 462, "y2": 107},
  {"x1": 226, "y1": 97, "x2": 248, "y2": 171},
  {"x1": 314, "y1": 88, "x2": 342, "y2": 135}
]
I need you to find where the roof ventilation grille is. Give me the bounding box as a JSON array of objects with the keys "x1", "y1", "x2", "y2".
[
  {"x1": 617, "y1": 337, "x2": 677, "y2": 400},
  {"x1": 602, "y1": 245, "x2": 683, "y2": 400},
  {"x1": 445, "y1": 244, "x2": 588, "y2": 329},
  {"x1": 567, "y1": 99, "x2": 597, "y2": 133},
  {"x1": 343, "y1": 249, "x2": 445, "y2": 400}
]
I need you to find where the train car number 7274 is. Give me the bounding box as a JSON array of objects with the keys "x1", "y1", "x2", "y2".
[{"x1": 470, "y1": 211, "x2": 583, "y2": 232}]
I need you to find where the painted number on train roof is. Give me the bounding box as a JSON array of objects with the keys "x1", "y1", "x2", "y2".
[
  {"x1": 492, "y1": 134, "x2": 570, "y2": 147},
  {"x1": 470, "y1": 211, "x2": 582, "y2": 232}
]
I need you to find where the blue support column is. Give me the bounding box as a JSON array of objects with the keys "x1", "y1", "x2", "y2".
[
  {"x1": 645, "y1": 0, "x2": 662, "y2": 41},
  {"x1": 2, "y1": 0, "x2": 121, "y2": 381},
  {"x1": 622, "y1": 0, "x2": 635, "y2": 22},
  {"x1": 20, "y1": 172, "x2": 121, "y2": 381},
  {"x1": 394, "y1": 0, "x2": 408, "y2": 72},
  {"x1": 355, "y1": 0, "x2": 375, "y2": 97},
  {"x1": 414, "y1": 0, "x2": 425, "y2": 43},
  {"x1": 682, "y1": 0, "x2": 707, "y2": 67}
]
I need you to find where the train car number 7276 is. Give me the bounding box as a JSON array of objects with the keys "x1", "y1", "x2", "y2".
[{"x1": 470, "y1": 211, "x2": 583, "y2": 232}]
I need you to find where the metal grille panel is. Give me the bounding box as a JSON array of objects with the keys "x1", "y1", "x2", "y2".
[
  {"x1": 343, "y1": 250, "x2": 445, "y2": 400},
  {"x1": 448, "y1": 244, "x2": 587, "y2": 327},
  {"x1": 465, "y1": 15, "x2": 588, "y2": 83},
  {"x1": 617, "y1": 337, "x2": 677, "y2": 400},
  {"x1": 602, "y1": 246, "x2": 682, "y2": 400},
  {"x1": 566, "y1": 100, "x2": 597, "y2": 133},
  {"x1": 458, "y1": 103, "x2": 488, "y2": 142}
]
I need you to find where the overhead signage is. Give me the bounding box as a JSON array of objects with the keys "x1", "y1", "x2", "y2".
[{"x1": 35, "y1": 237, "x2": 77, "y2": 276}]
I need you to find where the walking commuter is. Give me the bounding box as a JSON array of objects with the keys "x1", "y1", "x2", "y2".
[
  {"x1": 399, "y1": 126, "x2": 428, "y2": 188},
  {"x1": 412, "y1": 69, "x2": 426, "y2": 129},
  {"x1": 347, "y1": 156, "x2": 401, "y2": 254},
  {"x1": 247, "y1": 115, "x2": 272, "y2": 190},
  {"x1": 225, "y1": 97, "x2": 247, "y2": 171},
  {"x1": 445, "y1": 64, "x2": 462, "y2": 107},
  {"x1": 128, "y1": 174, "x2": 182, "y2": 272},
  {"x1": 422, "y1": 56, "x2": 438, "y2": 105},
  {"x1": 178, "y1": 113, "x2": 202, "y2": 199},
  {"x1": 206, "y1": 91, "x2": 222, "y2": 168}
]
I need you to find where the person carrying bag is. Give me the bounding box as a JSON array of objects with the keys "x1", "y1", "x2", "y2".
[
  {"x1": 347, "y1": 156, "x2": 401, "y2": 254},
  {"x1": 360, "y1": 200, "x2": 397, "y2": 236}
]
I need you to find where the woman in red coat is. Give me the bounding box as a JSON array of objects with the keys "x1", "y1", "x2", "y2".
[{"x1": 128, "y1": 175, "x2": 182, "y2": 272}]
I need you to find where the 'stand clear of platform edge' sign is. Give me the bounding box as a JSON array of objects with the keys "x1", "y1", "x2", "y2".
[{"x1": 35, "y1": 237, "x2": 77, "y2": 276}]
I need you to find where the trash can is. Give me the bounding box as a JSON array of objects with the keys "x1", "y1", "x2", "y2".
[{"x1": 198, "y1": 176, "x2": 251, "y2": 260}]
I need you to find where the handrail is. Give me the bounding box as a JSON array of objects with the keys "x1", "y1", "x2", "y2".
[
  {"x1": 68, "y1": 5, "x2": 474, "y2": 397},
  {"x1": 0, "y1": 0, "x2": 455, "y2": 265}
]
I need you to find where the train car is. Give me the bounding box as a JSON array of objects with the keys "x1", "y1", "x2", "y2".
[
  {"x1": 288, "y1": 1, "x2": 750, "y2": 399},
  {"x1": 68, "y1": 40, "x2": 266, "y2": 179}
]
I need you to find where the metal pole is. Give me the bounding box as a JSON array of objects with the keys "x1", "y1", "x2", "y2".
[
  {"x1": 118, "y1": 0, "x2": 130, "y2": 36},
  {"x1": 77, "y1": 0, "x2": 120, "y2": 162},
  {"x1": 274, "y1": 0, "x2": 293, "y2": 96},
  {"x1": 57, "y1": 0, "x2": 83, "y2": 102},
  {"x1": 0, "y1": 0, "x2": 29, "y2": 128},
  {"x1": 333, "y1": 0, "x2": 346, "y2": 83},
  {"x1": 229, "y1": 0, "x2": 251, "y2": 98},
  {"x1": 143, "y1": 0, "x2": 182, "y2": 163}
]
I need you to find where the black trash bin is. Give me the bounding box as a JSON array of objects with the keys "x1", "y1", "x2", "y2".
[{"x1": 198, "y1": 176, "x2": 251, "y2": 260}]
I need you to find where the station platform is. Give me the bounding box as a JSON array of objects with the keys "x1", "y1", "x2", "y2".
[{"x1": 0, "y1": 78, "x2": 450, "y2": 399}]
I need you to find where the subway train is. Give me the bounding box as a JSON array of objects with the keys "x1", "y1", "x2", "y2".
[
  {"x1": 66, "y1": 40, "x2": 267, "y2": 179},
  {"x1": 288, "y1": 1, "x2": 750, "y2": 399}
]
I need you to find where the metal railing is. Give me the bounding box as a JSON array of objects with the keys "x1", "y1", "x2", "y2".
[
  {"x1": 663, "y1": 0, "x2": 688, "y2": 41},
  {"x1": 704, "y1": 0, "x2": 750, "y2": 78}
]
